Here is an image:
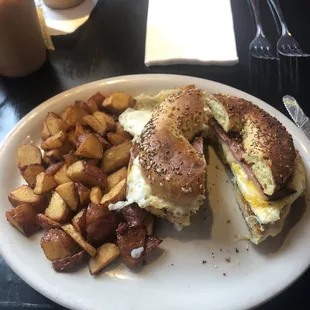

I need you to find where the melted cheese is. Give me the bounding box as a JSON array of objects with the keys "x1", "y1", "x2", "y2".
[{"x1": 222, "y1": 143, "x2": 305, "y2": 224}]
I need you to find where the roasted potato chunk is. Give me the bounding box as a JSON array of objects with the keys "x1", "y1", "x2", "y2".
[
  {"x1": 116, "y1": 223, "x2": 146, "y2": 268},
  {"x1": 90, "y1": 187, "x2": 102, "y2": 205},
  {"x1": 45, "y1": 112, "x2": 70, "y2": 135},
  {"x1": 54, "y1": 163, "x2": 72, "y2": 185},
  {"x1": 63, "y1": 153, "x2": 78, "y2": 168},
  {"x1": 36, "y1": 213, "x2": 61, "y2": 230},
  {"x1": 61, "y1": 105, "x2": 89, "y2": 126},
  {"x1": 122, "y1": 204, "x2": 147, "y2": 228},
  {"x1": 72, "y1": 208, "x2": 86, "y2": 237},
  {"x1": 83, "y1": 115, "x2": 106, "y2": 136},
  {"x1": 41, "y1": 131, "x2": 66, "y2": 151},
  {"x1": 55, "y1": 182, "x2": 80, "y2": 211},
  {"x1": 88, "y1": 92, "x2": 105, "y2": 105},
  {"x1": 86, "y1": 204, "x2": 118, "y2": 246},
  {"x1": 53, "y1": 250, "x2": 89, "y2": 272},
  {"x1": 89, "y1": 243, "x2": 120, "y2": 275},
  {"x1": 100, "y1": 179, "x2": 126, "y2": 206},
  {"x1": 6, "y1": 203, "x2": 44, "y2": 236},
  {"x1": 62, "y1": 224, "x2": 97, "y2": 257},
  {"x1": 21, "y1": 164, "x2": 45, "y2": 188},
  {"x1": 45, "y1": 161, "x2": 65, "y2": 175},
  {"x1": 75, "y1": 183, "x2": 91, "y2": 206},
  {"x1": 115, "y1": 122, "x2": 132, "y2": 140},
  {"x1": 93, "y1": 111, "x2": 116, "y2": 132},
  {"x1": 45, "y1": 192, "x2": 72, "y2": 223},
  {"x1": 107, "y1": 133, "x2": 128, "y2": 146},
  {"x1": 34, "y1": 172, "x2": 57, "y2": 194},
  {"x1": 41, "y1": 121, "x2": 51, "y2": 141},
  {"x1": 8, "y1": 185, "x2": 47, "y2": 209},
  {"x1": 101, "y1": 141, "x2": 132, "y2": 173},
  {"x1": 43, "y1": 149, "x2": 63, "y2": 164},
  {"x1": 67, "y1": 161, "x2": 107, "y2": 190},
  {"x1": 107, "y1": 167, "x2": 127, "y2": 191},
  {"x1": 102, "y1": 93, "x2": 134, "y2": 114},
  {"x1": 94, "y1": 134, "x2": 111, "y2": 151},
  {"x1": 40, "y1": 228, "x2": 81, "y2": 261},
  {"x1": 86, "y1": 99, "x2": 99, "y2": 113},
  {"x1": 75, "y1": 134, "x2": 103, "y2": 159},
  {"x1": 18, "y1": 144, "x2": 42, "y2": 169}
]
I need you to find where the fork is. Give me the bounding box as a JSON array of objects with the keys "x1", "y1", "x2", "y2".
[
  {"x1": 268, "y1": 0, "x2": 310, "y2": 57},
  {"x1": 248, "y1": 0, "x2": 277, "y2": 60}
]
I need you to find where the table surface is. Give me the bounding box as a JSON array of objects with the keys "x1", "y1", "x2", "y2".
[{"x1": 1, "y1": 0, "x2": 310, "y2": 309}]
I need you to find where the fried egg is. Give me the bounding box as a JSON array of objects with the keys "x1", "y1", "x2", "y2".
[{"x1": 222, "y1": 142, "x2": 306, "y2": 224}]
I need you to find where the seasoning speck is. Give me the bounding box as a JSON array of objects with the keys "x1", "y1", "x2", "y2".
[
  {"x1": 213, "y1": 264, "x2": 217, "y2": 268},
  {"x1": 223, "y1": 273, "x2": 227, "y2": 276},
  {"x1": 202, "y1": 260, "x2": 207, "y2": 264},
  {"x1": 235, "y1": 248, "x2": 239, "y2": 253},
  {"x1": 227, "y1": 220, "x2": 231, "y2": 224},
  {"x1": 220, "y1": 248, "x2": 222, "y2": 252},
  {"x1": 171, "y1": 263, "x2": 174, "y2": 266},
  {"x1": 142, "y1": 260, "x2": 147, "y2": 266},
  {"x1": 225, "y1": 257, "x2": 231, "y2": 263}
]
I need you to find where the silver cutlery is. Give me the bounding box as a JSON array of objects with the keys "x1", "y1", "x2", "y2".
[
  {"x1": 268, "y1": 0, "x2": 310, "y2": 57},
  {"x1": 248, "y1": 0, "x2": 277, "y2": 60},
  {"x1": 282, "y1": 95, "x2": 310, "y2": 140}
]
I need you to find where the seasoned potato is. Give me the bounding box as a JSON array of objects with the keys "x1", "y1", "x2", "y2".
[
  {"x1": 36, "y1": 213, "x2": 61, "y2": 230},
  {"x1": 62, "y1": 224, "x2": 97, "y2": 257},
  {"x1": 106, "y1": 167, "x2": 127, "y2": 191},
  {"x1": 144, "y1": 213, "x2": 154, "y2": 236},
  {"x1": 67, "y1": 128, "x2": 76, "y2": 146},
  {"x1": 8, "y1": 185, "x2": 47, "y2": 209},
  {"x1": 83, "y1": 158, "x2": 100, "y2": 166},
  {"x1": 18, "y1": 144, "x2": 42, "y2": 169},
  {"x1": 43, "y1": 149, "x2": 63, "y2": 164},
  {"x1": 83, "y1": 115, "x2": 106, "y2": 136},
  {"x1": 107, "y1": 132, "x2": 129, "y2": 146},
  {"x1": 115, "y1": 122, "x2": 132, "y2": 140},
  {"x1": 94, "y1": 134, "x2": 111, "y2": 151},
  {"x1": 45, "y1": 192, "x2": 72, "y2": 223},
  {"x1": 86, "y1": 98, "x2": 99, "y2": 113},
  {"x1": 122, "y1": 204, "x2": 147, "y2": 228},
  {"x1": 93, "y1": 111, "x2": 116, "y2": 132},
  {"x1": 41, "y1": 131, "x2": 66, "y2": 151},
  {"x1": 101, "y1": 141, "x2": 132, "y2": 173},
  {"x1": 72, "y1": 208, "x2": 86, "y2": 236},
  {"x1": 63, "y1": 153, "x2": 78, "y2": 168},
  {"x1": 45, "y1": 161, "x2": 65, "y2": 175},
  {"x1": 34, "y1": 172, "x2": 57, "y2": 194},
  {"x1": 75, "y1": 134, "x2": 103, "y2": 159},
  {"x1": 74, "y1": 123, "x2": 91, "y2": 141},
  {"x1": 67, "y1": 161, "x2": 107, "y2": 190},
  {"x1": 61, "y1": 105, "x2": 89, "y2": 126},
  {"x1": 89, "y1": 243, "x2": 120, "y2": 275},
  {"x1": 55, "y1": 182, "x2": 80, "y2": 211},
  {"x1": 54, "y1": 163, "x2": 72, "y2": 185},
  {"x1": 75, "y1": 183, "x2": 90, "y2": 206},
  {"x1": 102, "y1": 93, "x2": 134, "y2": 114},
  {"x1": 88, "y1": 92, "x2": 105, "y2": 105},
  {"x1": 144, "y1": 236, "x2": 162, "y2": 255},
  {"x1": 45, "y1": 112, "x2": 70, "y2": 135},
  {"x1": 21, "y1": 164, "x2": 45, "y2": 188},
  {"x1": 116, "y1": 223, "x2": 146, "y2": 268},
  {"x1": 40, "y1": 228, "x2": 81, "y2": 261},
  {"x1": 53, "y1": 250, "x2": 89, "y2": 272},
  {"x1": 6, "y1": 203, "x2": 43, "y2": 236},
  {"x1": 100, "y1": 179, "x2": 126, "y2": 206},
  {"x1": 90, "y1": 187, "x2": 102, "y2": 205},
  {"x1": 41, "y1": 121, "x2": 51, "y2": 141},
  {"x1": 86, "y1": 204, "x2": 118, "y2": 246}
]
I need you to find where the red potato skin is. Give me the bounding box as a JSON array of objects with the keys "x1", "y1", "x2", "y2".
[
  {"x1": 52, "y1": 250, "x2": 89, "y2": 272},
  {"x1": 86, "y1": 204, "x2": 119, "y2": 247}
]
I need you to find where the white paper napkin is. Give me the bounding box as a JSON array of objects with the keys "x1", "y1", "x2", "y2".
[
  {"x1": 145, "y1": 0, "x2": 238, "y2": 66},
  {"x1": 35, "y1": 0, "x2": 98, "y2": 36}
]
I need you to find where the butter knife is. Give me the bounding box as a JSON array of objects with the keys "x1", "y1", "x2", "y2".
[{"x1": 282, "y1": 95, "x2": 310, "y2": 140}]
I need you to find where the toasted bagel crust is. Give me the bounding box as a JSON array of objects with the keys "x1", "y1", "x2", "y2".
[
  {"x1": 208, "y1": 94, "x2": 296, "y2": 196},
  {"x1": 138, "y1": 88, "x2": 206, "y2": 203}
]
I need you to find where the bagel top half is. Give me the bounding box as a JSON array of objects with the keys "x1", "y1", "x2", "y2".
[
  {"x1": 206, "y1": 93, "x2": 296, "y2": 197},
  {"x1": 138, "y1": 87, "x2": 207, "y2": 204}
]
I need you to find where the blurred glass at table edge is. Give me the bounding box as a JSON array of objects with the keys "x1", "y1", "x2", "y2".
[
  {"x1": 0, "y1": 0, "x2": 46, "y2": 78},
  {"x1": 43, "y1": 0, "x2": 84, "y2": 9}
]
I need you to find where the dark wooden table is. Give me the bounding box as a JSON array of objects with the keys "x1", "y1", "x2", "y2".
[{"x1": 1, "y1": 0, "x2": 310, "y2": 309}]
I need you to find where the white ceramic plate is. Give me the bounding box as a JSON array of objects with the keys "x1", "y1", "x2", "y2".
[{"x1": 0, "y1": 74, "x2": 309, "y2": 310}]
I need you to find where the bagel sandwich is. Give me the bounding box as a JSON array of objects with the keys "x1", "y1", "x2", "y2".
[
  {"x1": 110, "y1": 87, "x2": 208, "y2": 228},
  {"x1": 206, "y1": 94, "x2": 306, "y2": 244}
]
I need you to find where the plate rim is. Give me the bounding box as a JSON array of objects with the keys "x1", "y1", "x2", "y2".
[{"x1": 0, "y1": 73, "x2": 309, "y2": 310}]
